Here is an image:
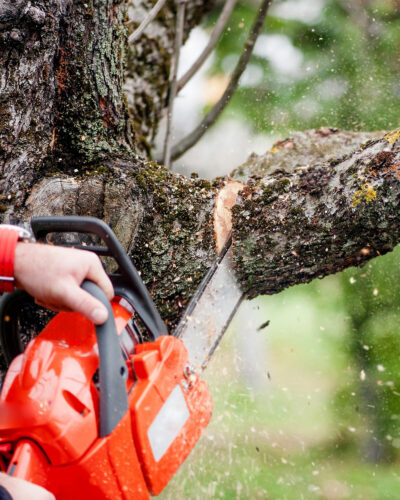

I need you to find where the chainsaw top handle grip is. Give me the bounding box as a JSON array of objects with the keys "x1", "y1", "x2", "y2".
[
  {"x1": 31, "y1": 216, "x2": 168, "y2": 340},
  {"x1": 81, "y1": 280, "x2": 128, "y2": 437}
]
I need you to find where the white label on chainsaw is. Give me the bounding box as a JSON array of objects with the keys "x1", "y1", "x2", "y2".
[{"x1": 148, "y1": 385, "x2": 190, "y2": 462}]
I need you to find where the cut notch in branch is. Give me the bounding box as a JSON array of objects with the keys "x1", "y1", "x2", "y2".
[{"x1": 214, "y1": 181, "x2": 244, "y2": 254}]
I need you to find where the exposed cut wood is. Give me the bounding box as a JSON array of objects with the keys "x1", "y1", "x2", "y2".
[{"x1": 214, "y1": 181, "x2": 244, "y2": 253}]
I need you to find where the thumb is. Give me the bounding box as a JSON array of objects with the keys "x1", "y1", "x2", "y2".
[{"x1": 63, "y1": 284, "x2": 109, "y2": 325}]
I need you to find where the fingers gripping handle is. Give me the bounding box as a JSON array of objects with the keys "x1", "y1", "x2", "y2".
[
  {"x1": 81, "y1": 281, "x2": 128, "y2": 437},
  {"x1": 31, "y1": 216, "x2": 168, "y2": 339}
]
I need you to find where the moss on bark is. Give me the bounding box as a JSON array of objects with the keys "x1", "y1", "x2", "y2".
[
  {"x1": 127, "y1": 162, "x2": 219, "y2": 328},
  {"x1": 232, "y1": 128, "x2": 400, "y2": 298}
]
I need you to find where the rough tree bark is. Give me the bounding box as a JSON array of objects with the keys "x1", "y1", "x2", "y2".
[{"x1": 1, "y1": 0, "x2": 400, "y2": 339}]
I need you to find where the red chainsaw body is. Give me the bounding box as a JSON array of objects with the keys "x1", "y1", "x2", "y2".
[
  {"x1": 130, "y1": 336, "x2": 213, "y2": 495},
  {"x1": 0, "y1": 300, "x2": 213, "y2": 499}
]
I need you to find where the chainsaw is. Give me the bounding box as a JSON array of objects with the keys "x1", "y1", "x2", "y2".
[{"x1": 0, "y1": 215, "x2": 245, "y2": 499}]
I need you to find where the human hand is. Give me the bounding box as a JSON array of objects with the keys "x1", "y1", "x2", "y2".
[
  {"x1": 13, "y1": 243, "x2": 114, "y2": 324},
  {"x1": 0, "y1": 473, "x2": 55, "y2": 500}
]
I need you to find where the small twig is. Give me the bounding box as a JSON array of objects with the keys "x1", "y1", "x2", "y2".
[
  {"x1": 163, "y1": 0, "x2": 186, "y2": 169},
  {"x1": 171, "y1": 0, "x2": 272, "y2": 161},
  {"x1": 128, "y1": 0, "x2": 168, "y2": 45},
  {"x1": 177, "y1": 0, "x2": 237, "y2": 92}
]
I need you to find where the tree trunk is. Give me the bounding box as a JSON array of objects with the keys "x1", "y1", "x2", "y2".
[{"x1": 1, "y1": 1, "x2": 400, "y2": 334}]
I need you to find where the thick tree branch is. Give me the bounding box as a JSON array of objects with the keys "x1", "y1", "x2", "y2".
[
  {"x1": 232, "y1": 128, "x2": 400, "y2": 297},
  {"x1": 19, "y1": 129, "x2": 400, "y2": 330}
]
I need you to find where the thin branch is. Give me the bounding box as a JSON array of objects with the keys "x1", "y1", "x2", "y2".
[
  {"x1": 177, "y1": 0, "x2": 237, "y2": 92},
  {"x1": 171, "y1": 0, "x2": 272, "y2": 162},
  {"x1": 163, "y1": 0, "x2": 186, "y2": 169},
  {"x1": 128, "y1": 0, "x2": 168, "y2": 45}
]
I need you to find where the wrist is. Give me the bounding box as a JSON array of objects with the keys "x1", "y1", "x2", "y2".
[
  {"x1": 0, "y1": 226, "x2": 35, "y2": 293},
  {"x1": 0, "y1": 228, "x2": 20, "y2": 293}
]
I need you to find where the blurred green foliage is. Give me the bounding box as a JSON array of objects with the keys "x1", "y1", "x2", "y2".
[
  {"x1": 161, "y1": 258, "x2": 400, "y2": 497},
  {"x1": 204, "y1": 0, "x2": 400, "y2": 462},
  {"x1": 333, "y1": 249, "x2": 400, "y2": 462},
  {"x1": 200, "y1": 0, "x2": 400, "y2": 472},
  {"x1": 206, "y1": 0, "x2": 400, "y2": 135},
  {"x1": 160, "y1": 1, "x2": 400, "y2": 496}
]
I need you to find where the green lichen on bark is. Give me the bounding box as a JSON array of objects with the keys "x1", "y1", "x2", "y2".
[
  {"x1": 52, "y1": 0, "x2": 134, "y2": 168},
  {"x1": 127, "y1": 161, "x2": 219, "y2": 328},
  {"x1": 21, "y1": 155, "x2": 220, "y2": 329},
  {"x1": 232, "y1": 129, "x2": 400, "y2": 298}
]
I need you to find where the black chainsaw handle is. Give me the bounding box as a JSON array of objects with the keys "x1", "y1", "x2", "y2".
[
  {"x1": 31, "y1": 216, "x2": 168, "y2": 339},
  {"x1": 81, "y1": 281, "x2": 128, "y2": 437}
]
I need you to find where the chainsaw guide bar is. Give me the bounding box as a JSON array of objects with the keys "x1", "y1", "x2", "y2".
[{"x1": 174, "y1": 238, "x2": 244, "y2": 372}]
